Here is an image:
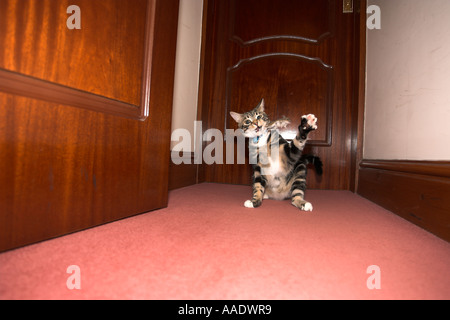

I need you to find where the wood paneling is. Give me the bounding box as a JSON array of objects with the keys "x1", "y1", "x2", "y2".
[
  {"x1": 360, "y1": 160, "x2": 450, "y2": 178},
  {"x1": 350, "y1": 0, "x2": 367, "y2": 192},
  {"x1": 198, "y1": 0, "x2": 363, "y2": 190},
  {"x1": 0, "y1": 0, "x2": 147, "y2": 106},
  {"x1": 169, "y1": 152, "x2": 198, "y2": 190},
  {"x1": 0, "y1": 0, "x2": 179, "y2": 252},
  {"x1": 358, "y1": 160, "x2": 450, "y2": 242},
  {"x1": 0, "y1": 0, "x2": 156, "y2": 120},
  {"x1": 230, "y1": 0, "x2": 334, "y2": 45}
]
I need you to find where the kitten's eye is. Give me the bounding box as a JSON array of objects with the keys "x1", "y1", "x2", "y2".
[
  {"x1": 244, "y1": 119, "x2": 252, "y2": 125},
  {"x1": 256, "y1": 115, "x2": 262, "y2": 120}
]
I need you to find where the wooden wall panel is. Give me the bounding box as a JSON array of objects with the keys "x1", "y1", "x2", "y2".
[
  {"x1": 358, "y1": 160, "x2": 450, "y2": 242},
  {"x1": 168, "y1": 152, "x2": 197, "y2": 190}
]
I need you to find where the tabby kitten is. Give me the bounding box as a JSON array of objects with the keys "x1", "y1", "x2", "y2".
[{"x1": 230, "y1": 99, "x2": 322, "y2": 211}]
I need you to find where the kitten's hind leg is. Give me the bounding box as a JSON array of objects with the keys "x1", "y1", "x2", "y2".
[
  {"x1": 244, "y1": 200, "x2": 254, "y2": 208},
  {"x1": 244, "y1": 182, "x2": 265, "y2": 208},
  {"x1": 290, "y1": 164, "x2": 313, "y2": 212},
  {"x1": 291, "y1": 186, "x2": 313, "y2": 211},
  {"x1": 244, "y1": 183, "x2": 264, "y2": 208},
  {"x1": 246, "y1": 193, "x2": 267, "y2": 206},
  {"x1": 245, "y1": 166, "x2": 267, "y2": 208},
  {"x1": 292, "y1": 195, "x2": 313, "y2": 212}
]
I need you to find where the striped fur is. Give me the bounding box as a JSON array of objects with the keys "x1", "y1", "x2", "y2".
[{"x1": 230, "y1": 99, "x2": 323, "y2": 211}]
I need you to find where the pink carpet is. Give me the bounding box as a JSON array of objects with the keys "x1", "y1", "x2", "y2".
[{"x1": 1, "y1": 183, "x2": 449, "y2": 300}]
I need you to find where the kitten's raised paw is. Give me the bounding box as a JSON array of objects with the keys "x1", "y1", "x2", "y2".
[
  {"x1": 244, "y1": 200, "x2": 254, "y2": 208},
  {"x1": 292, "y1": 199, "x2": 313, "y2": 212},
  {"x1": 301, "y1": 114, "x2": 318, "y2": 130}
]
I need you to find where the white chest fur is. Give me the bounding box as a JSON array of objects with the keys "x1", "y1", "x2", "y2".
[{"x1": 261, "y1": 156, "x2": 281, "y2": 177}]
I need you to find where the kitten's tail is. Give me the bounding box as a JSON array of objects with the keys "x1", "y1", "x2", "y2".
[{"x1": 300, "y1": 154, "x2": 323, "y2": 176}]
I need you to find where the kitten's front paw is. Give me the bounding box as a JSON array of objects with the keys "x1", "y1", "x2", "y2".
[
  {"x1": 301, "y1": 114, "x2": 318, "y2": 130},
  {"x1": 244, "y1": 200, "x2": 254, "y2": 208}
]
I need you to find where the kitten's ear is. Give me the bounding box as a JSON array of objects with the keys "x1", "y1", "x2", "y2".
[
  {"x1": 257, "y1": 98, "x2": 265, "y2": 112},
  {"x1": 230, "y1": 111, "x2": 243, "y2": 123}
]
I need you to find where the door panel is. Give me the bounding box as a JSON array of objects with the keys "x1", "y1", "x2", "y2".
[
  {"x1": 0, "y1": 0, "x2": 147, "y2": 106},
  {"x1": 231, "y1": 0, "x2": 334, "y2": 45},
  {"x1": 0, "y1": 0, "x2": 156, "y2": 120},
  {"x1": 0, "y1": 0, "x2": 179, "y2": 252},
  {"x1": 199, "y1": 0, "x2": 359, "y2": 190}
]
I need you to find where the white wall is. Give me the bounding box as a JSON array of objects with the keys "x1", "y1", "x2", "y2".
[
  {"x1": 171, "y1": 0, "x2": 204, "y2": 152},
  {"x1": 364, "y1": 0, "x2": 450, "y2": 160}
]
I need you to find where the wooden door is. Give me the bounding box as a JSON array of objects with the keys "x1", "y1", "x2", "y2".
[
  {"x1": 0, "y1": 0, "x2": 179, "y2": 252},
  {"x1": 198, "y1": 0, "x2": 364, "y2": 190}
]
